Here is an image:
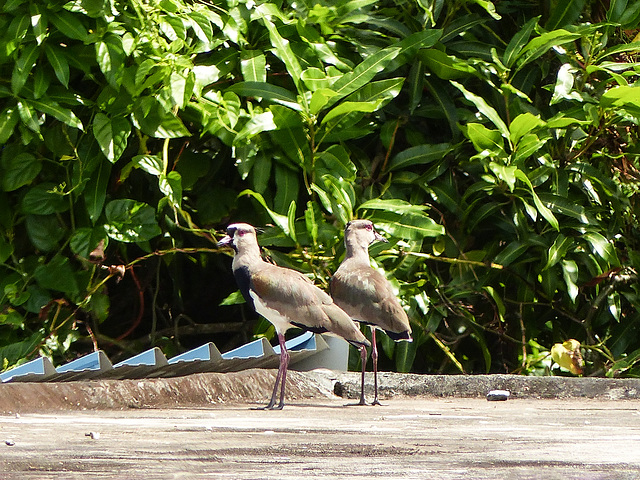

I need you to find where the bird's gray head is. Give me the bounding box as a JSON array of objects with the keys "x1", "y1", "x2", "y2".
[
  {"x1": 344, "y1": 219, "x2": 388, "y2": 246},
  {"x1": 217, "y1": 223, "x2": 259, "y2": 252}
]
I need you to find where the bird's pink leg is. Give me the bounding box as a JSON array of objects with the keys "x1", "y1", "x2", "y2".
[
  {"x1": 371, "y1": 328, "x2": 381, "y2": 406},
  {"x1": 358, "y1": 344, "x2": 367, "y2": 405},
  {"x1": 263, "y1": 333, "x2": 289, "y2": 410},
  {"x1": 276, "y1": 333, "x2": 290, "y2": 410}
]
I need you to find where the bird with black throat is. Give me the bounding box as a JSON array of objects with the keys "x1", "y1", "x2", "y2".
[
  {"x1": 217, "y1": 223, "x2": 370, "y2": 410},
  {"x1": 330, "y1": 219, "x2": 412, "y2": 406}
]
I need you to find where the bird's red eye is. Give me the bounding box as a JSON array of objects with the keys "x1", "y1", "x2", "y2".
[
  {"x1": 237, "y1": 230, "x2": 245, "y2": 236},
  {"x1": 365, "y1": 224, "x2": 373, "y2": 231}
]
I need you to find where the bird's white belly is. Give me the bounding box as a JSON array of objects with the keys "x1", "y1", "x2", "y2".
[{"x1": 250, "y1": 290, "x2": 292, "y2": 334}]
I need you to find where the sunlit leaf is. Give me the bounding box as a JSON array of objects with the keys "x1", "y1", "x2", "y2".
[
  {"x1": 93, "y1": 113, "x2": 131, "y2": 162},
  {"x1": 240, "y1": 50, "x2": 267, "y2": 83},
  {"x1": 451, "y1": 81, "x2": 509, "y2": 139},
  {"x1": 104, "y1": 199, "x2": 162, "y2": 243}
]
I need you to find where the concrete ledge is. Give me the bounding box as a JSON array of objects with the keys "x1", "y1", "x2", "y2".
[
  {"x1": 2, "y1": 370, "x2": 640, "y2": 413},
  {"x1": 330, "y1": 371, "x2": 640, "y2": 400},
  {"x1": 0, "y1": 369, "x2": 332, "y2": 414}
]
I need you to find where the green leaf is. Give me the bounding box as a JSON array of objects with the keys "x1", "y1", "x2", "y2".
[
  {"x1": 234, "y1": 111, "x2": 277, "y2": 144},
  {"x1": 1, "y1": 152, "x2": 41, "y2": 191},
  {"x1": 0, "y1": 108, "x2": 19, "y2": 144},
  {"x1": 44, "y1": 44, "x2": 70, "y2": 88},
  {"x1": 407, "y1": 60, "x2": 425, "y2": 114},
  {"x1": 287, "y1": 200, "x2": 297, "y2": 244},
  {"x1": 483, "y1": 286, "x2": 505, "y2": 322},
  {"x1": 395, "y1": 29, "x2": 443, "y2": 60},
  {"x1": 329, "y1": 47, "x2": 401, "y2": 104},
  {"x1": 84, "y1": 161, "x2": 112, "y2": 224},
  {"x1": 220, "y1": 290, "x2": 245, "y2": 306},
  {"x1": 583, "y1": 232, "x2": 620, "y2": 266},
  {"x1": 274, "y1": 164, "x2": 299, "y2": 214},
  {"x1": 321, "y1": 100, "x2": 383, "y2": 124},
  {"x1": 537, "y1": 193, "x2": 592, "y2": 224},
  {"x1": 240, "y1": 50, "x2": 267, "y2": 83},
  {"x1": 545, "y1": 0, "x2": 586, "y2": 29},
  {"x1": 0, "y1": 308, "x2": 26, "y2": 328},
  {"x1": 12, "y1": 43, "x2": 39, "y2": 95},
  {"x1": 29, "y1": 98, "x2": 83, "y2": 130},
  {"x1": 96, "y1": 35, "x2": 125, "y2": 87},
  {"x1": 227, "y1": 83, "x2": 298, "y2": 109},
  {"x1": 320, "y1": 174, "x2": 354, "y2": 224},
  {"x1": 561, "y1": 259, "x2": 579, "y2": 302},
  {"x1": 304, "y1": 201, "x2": 319, "y2": 246},
  {"x1": 301, "y1": 67, "x2": 333, "y2": 90},
  {"x1": 257, "y1": 7, "x2": 303, "y2": 92},
  {"x1": 315, "y1": 144, "x2": 357, "y2": 182},
  {"x1": 419, "y1": 49, "x2": 475, "y2": 80},
  {"x1": 358, "y1": 200, "x2": 444, "y2": 240},
  {"x1": 471, "y1": 0, "x2": 501, "y2": 19},
  {"x1": 395, "y1": 340, "x2": 418, "y2": 373},
  {"x1": 489, "y1": 162, "x2": 517, "y2": 191},
  {"x1": 464, "y1": 123, "x2": 504, "y2": 154},
  {"x1": 441, "y1": 14, "x2": 486, "y2": 43},
  {"x1": 544, "y1": 234, "x2": 574, "y2": 271},
  {"x1": 104, "y1": 199, "x2": 162, "y2": 243},
  {"x1": 510, "y1": 112, "x2": 545, "y2": 144},
  {"x1": 0, "y1": 236, "x2": 13, "y2": 264},
  {"x1": 135, "y1": 155, "x2": 164, "y2": 176},
  {"x1": 424, "y1": 77, "x2": 460, "y2": 138},
  {"x1": 385, "y1": 143, "x2": 451, "y2": 173},
  {"x1": 34, "y1": 256, "x2": 79, "y2": 295},
  {"x1": 550, "y1": 64, "x2": 583, "y2": 105},
  {"x1": 25, "y1": 214, "x2": 65, "y2": 251},
  {"x1": 514, "y1": 170, "x2": 559, "y2": 231},
  {"x1": 359, "y1": 198, "x2": 429, "y2": 214},
  {"x1": 21, "y1": 183, "x2": 68, "y2": 215},
  {"x1": 270, "y1": 105, "x2": 309, "y2": 167},
  {"x1": 132, "y1": 102, "x2": 191, "y2": 138},
  {"x1": 0, "y1": 332, "x2": 43, "y2": 368},
  {"x1": 50, "y1": 10, "x2": 89, "y2": 41},
  {"x1": 93, "y1": 113, "x2": 131, "y2": 163},
  {"x1": 70, "y1": 227, "x2": 108, "y2": 259},
  {"x1": 17, "y1": 100, "x2": 40, "y2": 133},
  {"x1": 451, "y1": 81, "x2": 509, "y2": 139},
  {"x1": 515, "y1": 29, "x2": 582, "y2": 70},
  {"x1": 169, "y1": 71, "x2": 188, "y2": 109},
  {"x1": 346, "y1": 78, "x2": 405, "y2": 104},
  {"x1": 159, "y1": 171, "x2": 183, "y2": 207},
  {"x1": 601, "y1": 84, "x2": 640, "y2": 110},
  {"x1": 494, "y1": 241, "x2": 529, "y2": 267},
  {"x1": 238, "y1": 189, "x2": 291, "y2": 236}
]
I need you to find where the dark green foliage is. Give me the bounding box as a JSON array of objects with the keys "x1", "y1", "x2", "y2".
[{"x1": 1, "y1": 0, "x2": 640, "y2": 377}]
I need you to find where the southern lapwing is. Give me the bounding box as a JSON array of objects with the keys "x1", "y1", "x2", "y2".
[
  {"x1": 218, "y1": 223, "x2": 370, "y2": 410},
  {"x1": 330, "y1": 219, "x2": 412, "y2": 405}
]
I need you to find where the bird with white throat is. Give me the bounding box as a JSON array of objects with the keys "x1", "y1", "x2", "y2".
[
  {"x1": 218, "y1": 223, "x2": 370, "y2": 410},
  {"x1": 330, "y1": 219, "x2": 412, "y2": 405}
]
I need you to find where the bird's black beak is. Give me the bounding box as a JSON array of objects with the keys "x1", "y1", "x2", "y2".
[
  {"x1": 374, "y1": 229, "x2": 388, "y2": 243},
  {"x1": 217, "y1": 235, "x2": 234, "y2": 248}
]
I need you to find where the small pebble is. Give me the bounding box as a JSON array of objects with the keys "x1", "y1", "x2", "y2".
[
  {"x1": 85, "y1": 432, "x2": 101, "y2": 440},
  {"x1": 5, "y1": 440, "x2": 15, "y2": 446},
  {"x1": 487, "y1": 390, "x2": 510, "y2": 401}
]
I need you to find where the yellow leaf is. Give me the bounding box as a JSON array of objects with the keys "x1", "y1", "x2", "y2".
[{"x1": 551, "y1": 339, "x2": 583, "y2": 375}]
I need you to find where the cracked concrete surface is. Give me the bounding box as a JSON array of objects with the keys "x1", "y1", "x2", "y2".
[{"x1": 1, "y1": 370, "x2": 639, "y2": 479}]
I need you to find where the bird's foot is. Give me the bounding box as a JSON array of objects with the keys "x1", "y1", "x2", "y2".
[
  {"x1": 371, "y1": 398, "x2": 384, "y2": 406},
  {"x1": 344, "y1": 397, "x2": 368, "y2": 407}
]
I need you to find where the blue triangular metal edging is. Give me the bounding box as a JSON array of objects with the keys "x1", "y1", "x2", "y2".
[{"x1": 0, "y1": 356, "x2": 56, "y2": 383}]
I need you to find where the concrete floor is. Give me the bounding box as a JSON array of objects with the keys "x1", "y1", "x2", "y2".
[{"x1": 1, "y1": 395, "x2": 639, "y2": 479}]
